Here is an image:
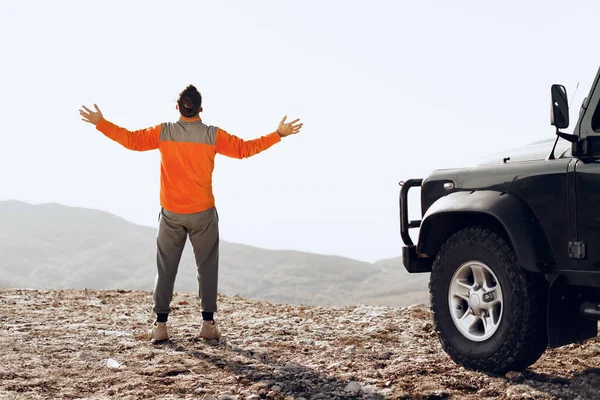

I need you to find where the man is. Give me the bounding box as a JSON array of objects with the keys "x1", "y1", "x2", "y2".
[{"x1": 79, "y1": 85, "x2": 302, "y2": 342}]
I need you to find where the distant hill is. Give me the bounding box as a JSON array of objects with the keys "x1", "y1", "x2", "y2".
[{"x1": 0, "y1": 201, "x2": 430, "y2": 306}]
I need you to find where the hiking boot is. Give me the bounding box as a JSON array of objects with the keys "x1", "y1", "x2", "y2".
[
  {"x1": 148, "y1": 321, "x2": 169, "y2": 342},
  {"x1": 200, "y1": 320, "x2": 221, "y2": 340}
]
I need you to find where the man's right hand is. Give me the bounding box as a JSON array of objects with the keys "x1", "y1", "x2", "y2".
[{"x1": 277, "y1": 116, "x2": 303, "y2": 137}]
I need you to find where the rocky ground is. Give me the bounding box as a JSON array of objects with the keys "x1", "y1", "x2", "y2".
[{"x1": 2, "y1": 289, "x2": 600, "y2": 399}]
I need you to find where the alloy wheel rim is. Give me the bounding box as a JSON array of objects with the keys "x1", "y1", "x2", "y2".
[{"x1": 448, "y1": 260, "x2": 504, "y2": 342}]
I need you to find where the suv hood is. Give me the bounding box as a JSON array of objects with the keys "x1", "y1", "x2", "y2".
[
  {"x1": 420, "y1": 136, "x2": 574, "y2": 216},
  {"x1": 476, "y1": 137, "x2": 572, "y2": 166}
]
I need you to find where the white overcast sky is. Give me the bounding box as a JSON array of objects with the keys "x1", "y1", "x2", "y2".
[{"x1": 1, "y1": 0, "x2": 598, "y2": 263}]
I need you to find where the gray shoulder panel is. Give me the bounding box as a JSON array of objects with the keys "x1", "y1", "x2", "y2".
[
  {"x1": 206, "y1": 125, "x2": 218, "y2": 146},
  {"x1": 159, "y1": 121, "x2": 216, "y2": 145},
  {"x1": 159, "y1": 123, "x2": 170, "y2": 141}
]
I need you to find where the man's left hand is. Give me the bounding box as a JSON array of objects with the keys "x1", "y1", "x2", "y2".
[{"x1": 79, "y1": 104, "x2": 104, "y2": 125}]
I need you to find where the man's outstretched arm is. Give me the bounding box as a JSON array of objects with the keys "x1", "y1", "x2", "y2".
[
  {"x1": 215, "y1": 116, "x2": 303, "y2": 159},
  {"x1": 79, "y1": 104, "x2": 160, "y2": 151}
]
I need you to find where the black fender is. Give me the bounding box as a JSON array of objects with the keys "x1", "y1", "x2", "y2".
[{"x1": 417, "y1": 190, "x2": 554, "y2": 273}]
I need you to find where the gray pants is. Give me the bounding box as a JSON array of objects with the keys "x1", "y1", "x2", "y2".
[{"x1": 152, "y1": 206, "x2": 219, "y2": 315}]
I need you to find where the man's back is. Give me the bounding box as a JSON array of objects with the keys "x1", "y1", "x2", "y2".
[
  {"x1": 80, "y1": 84, "x2": 300, "y2": 215},
  {"x1": 94, "y1": 114, "x2": 282, "y2": 214},
  {"x1": 158, "y1": 117, "x2": 219, "y2": 214}
]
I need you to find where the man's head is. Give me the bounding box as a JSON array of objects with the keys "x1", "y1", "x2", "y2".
[{"x1": 177, "y1": 85, "x2": 202, "y2": 118}]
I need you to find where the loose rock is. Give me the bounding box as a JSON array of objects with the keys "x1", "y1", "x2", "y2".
[
  {"x1": 344, "y1": 381, "x2": 362, "y2": 394},
  {"x1": 505, "y1": 371, "x2": 524, "y2": 382},
  {"x1": 2, "y1": 289, "x2": 600, "y2": 400}
]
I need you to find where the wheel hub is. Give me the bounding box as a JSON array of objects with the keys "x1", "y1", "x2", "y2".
[{"x1": 469, "y1": 293, "x2": 481, "y2": 310}]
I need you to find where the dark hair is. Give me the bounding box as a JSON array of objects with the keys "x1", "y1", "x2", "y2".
[{"x1": 177, "y1": 85, "x2": 202, "y2": 118}]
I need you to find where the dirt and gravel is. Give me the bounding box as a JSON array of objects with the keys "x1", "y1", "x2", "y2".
[{"x1": 2, "y1": 289, "x2": 600, "y2": 400}]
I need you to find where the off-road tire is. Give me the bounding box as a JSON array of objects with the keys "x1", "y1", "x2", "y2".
[{"x1": 429, "y1": 226, "x2": 548, "y2": 373}]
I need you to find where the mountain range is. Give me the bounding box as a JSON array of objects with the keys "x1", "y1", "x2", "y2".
[{"x1": 0, "y1": 200, "x2": 430, "y2": 307}]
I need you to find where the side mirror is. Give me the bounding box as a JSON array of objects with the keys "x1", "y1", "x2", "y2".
[{"x1": 551, "y1": 84, "x2": 570, "y2": 129}]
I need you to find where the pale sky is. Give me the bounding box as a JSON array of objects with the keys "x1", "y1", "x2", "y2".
[{"x1": 1, "y1": 1, "x2": 598, "y2": 263}]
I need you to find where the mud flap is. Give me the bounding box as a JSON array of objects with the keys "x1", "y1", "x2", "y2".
[{"x1": 547, "y1": 275, "x2": 598, "y2": 348}]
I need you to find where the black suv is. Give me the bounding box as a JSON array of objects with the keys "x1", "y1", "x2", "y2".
[{"x1": 399, "y1": 66, "x2": 600, "y2": 373}]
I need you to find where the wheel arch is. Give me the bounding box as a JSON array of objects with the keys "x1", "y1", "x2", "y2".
[{"x1": 417, "y1": 190, "x2": 555, "y2": 273}]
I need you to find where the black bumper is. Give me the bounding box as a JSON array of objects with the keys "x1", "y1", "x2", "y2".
[
  {"x1": 402, "y1": 245, "x2": 432, "y2": 273},
  {"x1": 399, "y1": 178, "x2": 430, "y2": 273},
  {"x1": 399, "y1": 178, "x2": 423, "y2": 247}
]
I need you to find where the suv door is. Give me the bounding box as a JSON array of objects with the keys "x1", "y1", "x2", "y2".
[{"x1": 574, "y1": 159, "x2": 600, "y2": 270}]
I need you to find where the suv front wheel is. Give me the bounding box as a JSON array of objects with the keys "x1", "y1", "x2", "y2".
[{"x1": 429, "y1": 226, "x2": 548, "y2": 373}]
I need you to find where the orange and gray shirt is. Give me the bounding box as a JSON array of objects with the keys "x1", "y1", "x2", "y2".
[{"x1": 96, "y1": 116, "x2": 281, "y2": 214}]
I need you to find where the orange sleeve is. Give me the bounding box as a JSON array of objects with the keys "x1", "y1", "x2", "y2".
[
  {"x1": 214, "y1": 128, "x2": 281, "y2": 159},
  {"x1": 96, "y1": 118, "x2": 160, "y2": 151}
]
